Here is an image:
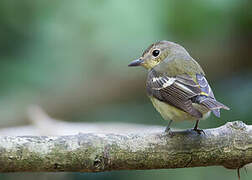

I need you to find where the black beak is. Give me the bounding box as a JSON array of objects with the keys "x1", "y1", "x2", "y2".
[{"x1": 128, "y1": 59, "x2": 144, "y2": 67}]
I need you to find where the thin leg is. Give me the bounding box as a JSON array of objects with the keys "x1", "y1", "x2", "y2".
[
  {"x1": 165, "y1": 120, "x2": 173, "y2": 132},
  {"x1": 193, "y1": 120, "x2": 205, "y2": 134},
  {"x1": 237, "y1": 168, "x2": 240, "y2": 180},
  {"x1": 193, "y1": 120, "x2": 199, "y2": 130}
]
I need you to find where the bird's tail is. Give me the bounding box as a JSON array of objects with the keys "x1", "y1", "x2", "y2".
[{"x1": 200, "y1": 98, "x2": 230, "y2": 118}]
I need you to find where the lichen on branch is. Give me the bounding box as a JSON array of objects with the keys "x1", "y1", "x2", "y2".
[{"x1": 0, "y1": 121, "x2": 251, "y2": 172}]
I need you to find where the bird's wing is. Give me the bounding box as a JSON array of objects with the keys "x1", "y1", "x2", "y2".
[
  {"x1": 147, "y1": 70, "x2": 230, "y2": 118},
  {"x1": 146, "y1": 69, "x2": 202, "y2": 118},
  {"x1": 195, "y1": 74, "x2": 230, "y2": 117}
]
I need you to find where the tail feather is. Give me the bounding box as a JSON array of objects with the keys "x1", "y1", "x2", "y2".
[
  {"x1": 199, "y1": 97, "x2": 230, "y2": 118},
  {"x1": 201, "y1": 98, "x2": 230, "y2": 110},
  {"x1": 212, "y1": 109, "x2": 220, "y2": 118}
]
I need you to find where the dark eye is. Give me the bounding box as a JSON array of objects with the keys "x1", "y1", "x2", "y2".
[{"x1": 152, "y1": 49, "x2": 160, "y2": 57}]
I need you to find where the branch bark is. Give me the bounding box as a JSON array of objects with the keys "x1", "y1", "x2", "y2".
[{"x1": 0, "y1": 121, "x2": 251, "y2": 172}]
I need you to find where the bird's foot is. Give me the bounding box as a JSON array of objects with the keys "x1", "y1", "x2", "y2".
[
  {"x1": 193, "y1": 128, "x2": 205, "y2": 135},
  {"x1": 164, "y1": 127, "x2": 174, "y2": 137},
  {"x1": 165, "y1": 126, "x2": 170, "y2": 132}
]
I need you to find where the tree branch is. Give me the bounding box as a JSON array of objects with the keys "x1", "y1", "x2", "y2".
[{"x1": 0, "y1": 121, "x2": 251, "y2": 172}]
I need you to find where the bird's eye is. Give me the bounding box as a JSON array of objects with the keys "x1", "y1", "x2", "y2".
[{"x1": 152, "y1": 49, "x2": 160, "y2": 57}]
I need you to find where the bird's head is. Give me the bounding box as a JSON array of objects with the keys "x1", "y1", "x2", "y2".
[{"x1": 128, "y1": 40, "x2": 189, "y2": 70}]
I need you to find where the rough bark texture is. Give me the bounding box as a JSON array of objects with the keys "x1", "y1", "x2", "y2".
[{"x1": 0, "y1": 121, "x2": 251, "y2": 172}]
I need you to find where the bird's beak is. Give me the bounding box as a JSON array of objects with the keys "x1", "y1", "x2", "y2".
[{"x1": 128, "y1": 59, "x2": 144, "y2": 67}]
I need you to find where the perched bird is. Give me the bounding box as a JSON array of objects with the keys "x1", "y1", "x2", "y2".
[{"x1": 128, "y1": 41, "x2": 229, "y2": 133}]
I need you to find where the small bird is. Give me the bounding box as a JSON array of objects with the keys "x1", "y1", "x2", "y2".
[{"x1": 128, "y1": 40, "x2": 230, "y2": 134}]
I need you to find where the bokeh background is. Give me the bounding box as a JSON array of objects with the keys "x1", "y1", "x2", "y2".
[{"x1": 0, "y1": 0, "x2": 252, "y2": 179}]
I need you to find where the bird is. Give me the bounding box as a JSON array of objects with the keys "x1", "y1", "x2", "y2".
[{"x1": 128, "y1": 40, "x2": 230, "y2": 134}]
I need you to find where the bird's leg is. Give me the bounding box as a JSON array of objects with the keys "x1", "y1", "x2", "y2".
[
  {"x1": 193, "y1": 120, "x2": 205, "y2": 135},
  {"x1": 165, "y1": 120, "x2": 173, "y2": 132}
]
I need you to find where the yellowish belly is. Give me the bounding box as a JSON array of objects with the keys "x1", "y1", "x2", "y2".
[{"x1": 150, "y1": 96, "x2": 210, "y2": 122}]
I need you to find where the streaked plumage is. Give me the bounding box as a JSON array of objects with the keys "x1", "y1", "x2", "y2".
[{"x1": 128, "y1": 40, "x2": 230, "y2": 133}]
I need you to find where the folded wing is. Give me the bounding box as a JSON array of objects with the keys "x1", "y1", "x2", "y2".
[{"x1": 146, "y1": 69, "x2": 229, "y2": 118}]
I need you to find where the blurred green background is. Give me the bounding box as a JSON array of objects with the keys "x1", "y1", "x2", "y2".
[{"x1": 0, "y1": 0, "x2": 252, "y2": 179}]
